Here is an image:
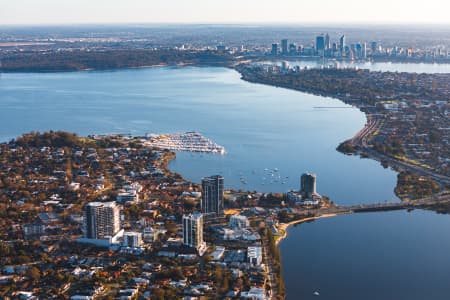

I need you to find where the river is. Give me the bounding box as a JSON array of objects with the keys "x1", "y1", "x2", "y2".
[
  {"x1": 280, "y1": 210, "x2": 450, "y2": 300},
  {"x1": 0, "y1": 64, "x2": 448, "y2": 299},
  {"x1": 260, "y1": 60, "x2": 450, "y2": 73}
]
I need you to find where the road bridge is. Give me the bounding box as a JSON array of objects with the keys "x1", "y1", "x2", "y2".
[{"x1": 307, "y1": 192, "x2": 450, "y2": 217}]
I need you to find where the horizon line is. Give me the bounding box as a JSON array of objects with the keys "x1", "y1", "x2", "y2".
[{"x1": 1, "y1": 21, "x2": 450, "y2": 27}]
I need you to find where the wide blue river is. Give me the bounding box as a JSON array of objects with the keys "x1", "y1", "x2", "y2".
[
  {"x1": 263, "y1": 60, "x2": 450, "y2": 73},
  {"x1": 0, "y1": 63, "x2": 449, "y2": 299},
  {"x1": 0, "y1": 66, "x2": 397, "y2": 204}
]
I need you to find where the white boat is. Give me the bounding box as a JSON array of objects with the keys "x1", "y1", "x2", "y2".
[{"x1": 313, "y1": 291, "x2": 320, "y2": 296}]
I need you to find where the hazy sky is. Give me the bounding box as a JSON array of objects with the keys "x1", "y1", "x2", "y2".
[{"x1": 1, "y1": 0, "x2": 449, "y2": 25}]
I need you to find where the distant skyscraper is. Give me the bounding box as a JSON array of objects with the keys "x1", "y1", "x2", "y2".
[
  {"x1": 83, "y1": 201, "x2": 121, "y2": 239},
  {"x1": 289, "y1": 43, "x2": 297, "y2": 54},
  {"x1": 362, "y1": 42, "x2": 367, "y2": 58},
  {"x1": 300, "y1": 173, "x2": 317, "y2": 198},
  {"x1": 316, "y1": 35, "x2": 325, "y2": 53},
  {"x1": 356, "y1": 43, "x2": 362, "y2": 58},
  {"x1": 332, "y1": 42, "x2": 338, "y2": 52},
  {"x1": 324, "y1": 33, "x2": 330, "y2": 50},
  {"x1": 271, "y1": 43, "x2": 278, "y2": 56},
  {"x1": 201, "y1": 175, "x2": 224, "y2": 216},
  {"x1": 370, "y1": 41, "x2": 378, "y2": 54},
  {"x1": 281, "y1": 39, "x2": 288, "y2": 55},
  {"x1": 339, "y1": 35, "x2": 346, "y2": 55},
  {"x1": 183, "y1": 212, "x2": 204, "y2": 250}
]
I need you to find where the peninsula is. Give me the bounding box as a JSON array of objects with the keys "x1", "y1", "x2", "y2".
[{"x1": 235, "y1": 63, "x2": 450, "y2": 200}]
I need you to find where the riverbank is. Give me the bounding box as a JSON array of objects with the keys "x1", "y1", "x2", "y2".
[
  {"x1": 275, "y1": 213, "x2": 339, "y2": 246},
  {"x1": 234, "y1": 64, "x2": 450, "y2": 197},
  {"x1": 250, "y1": 56, "x2": 450, "y2": 65},
  {"x1": 0, "y1": 49, "x2": 235, "y2": 73},
  {"x1": 0, "y1": 68, "x2": 432, "y2": 300}
]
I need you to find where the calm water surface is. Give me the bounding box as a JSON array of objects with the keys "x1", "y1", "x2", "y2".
[
  {"x1": 0, "y1": 66, "x2": 449, "y2": 299},
  {"x1": 280, "y1": 210, "x2": 450, "y2": 300},
  {"x1": 0, "y1": 67, "x2": 398, "y2": 204},
  {"x1": 264, "y1": 60, "x2": 450, "y2": 73}
]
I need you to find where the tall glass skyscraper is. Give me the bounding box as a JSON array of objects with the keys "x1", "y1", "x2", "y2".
[
  {"x1": 325, "y1": 33, "x2": 330, "y2": 50},
  {"x1": 316, "y1": 35, "x2": 325, "y2": 52},
  {"x1": 281, "y1": 39, "x2": 288, "y2": 55},
  {"x1": 271, "y1": 43, "x2": 278, "y2": 56},
  {"x1": 300, "y1": 173, "x2": 317, "y2": 198},
  {"x1": 201, "y1": 175, "x2": 224, "y2": 216},
  {"x1": 340, "y1": 35, "x2": 346, "y2": 55}
]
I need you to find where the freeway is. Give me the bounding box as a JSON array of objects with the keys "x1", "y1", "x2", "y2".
[
  {"x1": 345, "y1": 114, "x2": 450, "y2": 186},
  {"x1": 349, "y1": 113, "x2": 383, "y2": 148},
  {"x1": 363, "y1": 147, "x2": 450, "y2": 185}
]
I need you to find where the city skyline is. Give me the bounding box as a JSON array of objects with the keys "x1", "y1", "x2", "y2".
[{"x1": 1, "y1": 0, "x2": 450, "y2": 25}]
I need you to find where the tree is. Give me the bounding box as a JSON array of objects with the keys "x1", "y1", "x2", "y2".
[
  {"x1": 27, "y1": 266, "x2": 41, "y2": 284},
  {"x1": 0, "y1": 241, "x2": 10, "y2": 256}
]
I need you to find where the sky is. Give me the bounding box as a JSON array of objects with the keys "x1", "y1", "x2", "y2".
[{"x1": 0, "y1": 0, "x2": 449, "y2": 25}]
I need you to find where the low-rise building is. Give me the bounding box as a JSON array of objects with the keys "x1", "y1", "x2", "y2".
[
  {"x1": 23, "y1": 223, "x2": 45, "y2": 240},
  {"x1": 116, "y1": 191, "x2": 139, "y2": 204},
  {"x1": 247, "y1": 246, "x2": 263, "y2": 266},
  {"x1": 123, "y1": 232, "x2": 143, "y2": 248},
  {"x1": 229, "y1": 214, "x2": 249, "y2": 229}
]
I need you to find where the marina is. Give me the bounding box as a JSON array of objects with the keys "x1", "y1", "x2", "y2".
[{"x1": 144, "y1": 131, "x2": 226, "y2": 154}]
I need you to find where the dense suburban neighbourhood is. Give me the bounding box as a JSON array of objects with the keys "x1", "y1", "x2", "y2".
[
  {"x1": 0, "y1": 128, "x2": 448, "y2": 299},
  {"x1": 0, "y1": 131, "x2": 321, "y2": 299}
]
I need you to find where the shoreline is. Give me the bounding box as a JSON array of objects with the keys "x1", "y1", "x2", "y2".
[
  {"x1": 234, "y1": 66, "x2": 450, "y2": 190},
  {"x1": 0, "y1": 61, "x2": 216, "y2": 74},
  {"x1": 3, "y1": 64, "x2": 447, "y2": 299},
  {"x1": 0, "y1": 62, "x2": 176, "y2": 74},
  {"x1": 3, "y1": 56, "x2": 450, "y2": 74},
  {"x1": 252, "y1": 56, "x2": 450, "y2": 65},
  {"x1": 275, "y1": 213, "x2": 340, "y2": 246},
  {"x1": 3, "y1": 57, "x2": 450, "y2": 74}
]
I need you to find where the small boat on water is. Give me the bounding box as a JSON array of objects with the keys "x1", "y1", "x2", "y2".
[{"x1": 313, "y1": 291, "x2": 320, "y2": 296}]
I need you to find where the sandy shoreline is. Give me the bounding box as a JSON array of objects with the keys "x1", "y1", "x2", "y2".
[{"x1": 276, "y1": 213, "x2": 339, "y2": 246}]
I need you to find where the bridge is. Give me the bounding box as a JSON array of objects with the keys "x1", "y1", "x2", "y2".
[
  {"x1": 288, "y1": 192, "x2": 450, "y2": 219},
  {"x1": 346, "y1": 192, "x2": 450, "y2": 212}
]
